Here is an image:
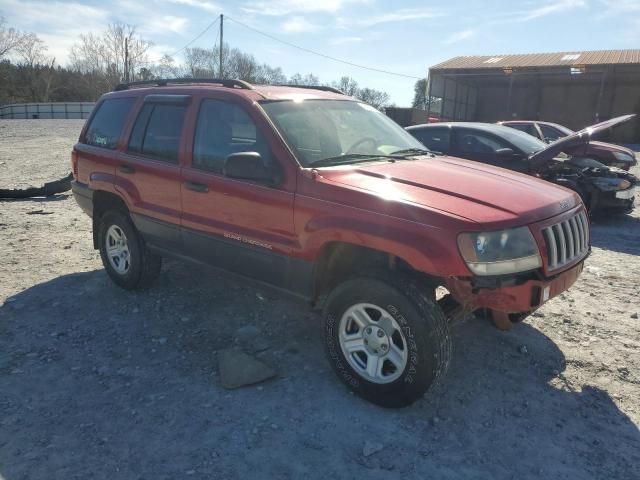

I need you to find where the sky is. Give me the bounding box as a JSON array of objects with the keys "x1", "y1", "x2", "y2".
[{"x1": 1, "y1": 0, "x2": 639, "y2": 106}]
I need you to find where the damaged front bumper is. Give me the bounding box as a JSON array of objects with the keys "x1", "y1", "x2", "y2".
[{"x1": 445, "y1": 260, "x2": 585, "y2": 315}]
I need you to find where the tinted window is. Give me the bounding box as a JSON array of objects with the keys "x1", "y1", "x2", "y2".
[
  {"x1": 128, "y1": 103, "x2": 187, "y2": 163},
  {"x1": 539, "y1": 124, "x2": 569, "y2": 143},
  {"x1": 411, "y1": 128, "x2": 450, "y2": 153},
  {"x1": 84, "y1": 98, "x2": 135, "y2": 149},
  {"x1": 457, "y1": 131, "x2": 508, "y2": 154},
  {"x1": 193, "y1": 99, "x2": 271, "y2": 173},
  {"x1": 491, "y1": 125, "x2": 548, "y2": 156},
  {"x1": 506, "y1": 123, "x2": 538, "y2": 138}
]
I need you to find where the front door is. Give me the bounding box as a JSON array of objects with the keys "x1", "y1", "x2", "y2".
[{"x1": 180, "y1": 97, "x2": 305, "y2": 293}]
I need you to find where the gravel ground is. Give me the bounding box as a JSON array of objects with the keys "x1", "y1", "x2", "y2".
[{"x1": 1, "y1": 120, "x2": 639, "y2": 480}]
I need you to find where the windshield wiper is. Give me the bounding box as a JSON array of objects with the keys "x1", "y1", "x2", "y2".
[
  {"x1": 308, "y1": 153, "x2": 399, "y2": 168},
  {"x1": 390, "y1": 147, "x2": 436, "y2": 157}
]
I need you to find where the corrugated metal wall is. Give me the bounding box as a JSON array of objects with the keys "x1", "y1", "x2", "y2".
[{"x1": 0, "y1": 103, "x2": 95, "y2": 119}]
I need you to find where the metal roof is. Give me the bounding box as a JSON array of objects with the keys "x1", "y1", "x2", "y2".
[{"x1": 431, "y1": 50, "x2": 640, "y2": 70}]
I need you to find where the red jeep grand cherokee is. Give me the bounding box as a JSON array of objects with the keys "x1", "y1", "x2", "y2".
[{"x1": 72, "y1": 79, "x2": 589, "y2": 407}]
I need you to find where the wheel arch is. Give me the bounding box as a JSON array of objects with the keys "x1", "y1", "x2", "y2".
[
  {"x1": 312, "y1": 241, "x2": 442, "y2": 302},
  {"x1": 92, "y1": 190, "x2": 130, "y2": 249}
]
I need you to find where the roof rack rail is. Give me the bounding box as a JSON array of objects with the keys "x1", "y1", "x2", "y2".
[
  {"x1": 113, "y1": 78, "x2": 254, "y2": 92},
  {"x1": 273, "y1": 84, "x2": 345, "y2": 95}
]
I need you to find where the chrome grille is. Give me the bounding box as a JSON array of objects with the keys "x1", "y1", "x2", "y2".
[{"x1": 542, "y1": 211, "x2": 589, "y2": 271}]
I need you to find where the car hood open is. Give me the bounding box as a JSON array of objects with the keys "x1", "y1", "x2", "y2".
[
  {"x1": 529, "y1": 114, "x2": 636, "y2": 168},
  {"x1": 318, "y1": 155, "x2": 580, "y2": 226}
]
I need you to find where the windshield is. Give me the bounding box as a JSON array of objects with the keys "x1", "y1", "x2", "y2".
[
  {"x1": 260, "y1": 99, "x2": 426, "y2": 167},
  {"x1": 493, "y1": 125, "x2": 548, "y2": 156}
]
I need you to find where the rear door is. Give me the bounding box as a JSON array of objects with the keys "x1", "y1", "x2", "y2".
[
  {"x1": 180, "y1": 96, "x2": 301, "y2": 292},
  {"x1": 116, "y1": 94, "x2": 190, "y2": 250}
]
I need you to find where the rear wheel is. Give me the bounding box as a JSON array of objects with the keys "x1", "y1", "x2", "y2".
[
  {"x1": 323, "y1": 274, "x2": 451, "y2": 408},
  {"x1": 98, "y1": 210, "x2": 161, "y2": 290}
]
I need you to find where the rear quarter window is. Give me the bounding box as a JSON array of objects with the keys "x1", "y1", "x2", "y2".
[{"x1": 84, "y1": 98, "x2": 135, "y2": 149}]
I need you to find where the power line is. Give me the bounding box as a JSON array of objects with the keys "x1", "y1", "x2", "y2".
[
  {"x1": 225, "y1": 16, "x2": 422, "y2": 80},
  {"x1": 168, "y1": 18, "x2": 219, "y2": 57}
]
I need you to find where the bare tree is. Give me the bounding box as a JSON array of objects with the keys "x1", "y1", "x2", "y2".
[
  {"x1": 0, "y1": 16, "x2": 27, "y2": 59},
  {"x1": 289, "y1": 73, "x2": 320, "y2": 86},
  {"x1": 332, "y1": 76, "x2": 359, "y2": 96},
  {"x1": 154, "y1": 54, "x2": 183, "y2": 78},
  {"x1": 356, "y1": 87, "x2": 390, "y2": 110},
  {"x1": 184, "y1": 47, "x2": 215, "y2": 77},
  {"x1": 70, "y1": 22, "x2": 153, "y2": 90},
  {"x1": 16, "y1": 33, "x2": 48, "y2": 67}
]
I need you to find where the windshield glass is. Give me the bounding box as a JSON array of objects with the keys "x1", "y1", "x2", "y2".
[
  {"x1": 493, "y1": 125, "x2": 548, "y2": 156},
  {"x1": 260, "y1": 100, "x2": 425, "y2": 167}
]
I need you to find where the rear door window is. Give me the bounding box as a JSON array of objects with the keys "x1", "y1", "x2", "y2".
[
  {"x1": 505, "y1": 123, "x2": 539, "y2": 138},
  {"x1": 84, "y1": 97, "x2": 135, "y2": 149},
  {"x1": 539, "y1": 124, "x2": 566, "y2": 143},
  {"x1": 128, "y1": 103, "x2": 187, "y2": 163},
  {"x1": 411, "y1": 128, "x2": 450, "y2": 153}
]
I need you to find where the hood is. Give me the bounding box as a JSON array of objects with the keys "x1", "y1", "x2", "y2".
[
  {"x1": 529, "y1": 114, "x2": 636, "y2": 168},
  {"x1": 317, "y1": 156, "x2": 580, "y2": 227}
]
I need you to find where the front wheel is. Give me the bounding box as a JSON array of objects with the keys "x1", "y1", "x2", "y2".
[
  {"x1": 323, "y1": 275, "x2": 451, "y2": 408},
  {"x1": 98, "y1": 210, "x2": 162, "y2": 290}
]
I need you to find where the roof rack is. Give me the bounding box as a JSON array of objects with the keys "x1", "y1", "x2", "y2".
[
  {"x1": 113, "y1": 78, "x2": 254, "y2": 92},
  {"x1": 273, "y1": 84, "x2": 345, "y2": 95}
]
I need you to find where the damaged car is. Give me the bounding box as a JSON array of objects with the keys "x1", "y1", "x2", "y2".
[
  {"x1": 497, "y1": 119, "x2": 638, "y2": 171},
  {"x1": 407, "y1": 115, "x2": 637, "y2": 215}
]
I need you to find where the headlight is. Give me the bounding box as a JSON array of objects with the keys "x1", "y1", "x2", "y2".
[
  {"x1": 458, "y1": 226, "x2": 542, "y2": 276},
  {"x1": 591, "y1": 177, "x2": 631, "y2": 191},
  {"x1": 613, "y1": 151, "x2": 635, "y2": 164}
]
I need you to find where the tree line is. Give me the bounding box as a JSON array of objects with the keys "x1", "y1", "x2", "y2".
[{"x1": 0, "y1": 17, "x2": 394, "y2": 110}]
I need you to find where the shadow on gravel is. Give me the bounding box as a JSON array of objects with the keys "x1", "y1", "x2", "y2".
[
  {"x1": 1, "y1": 264, "x2": 639, "y2": 479},
  {"x1": 0, "y1": 193, "x2": 70, "y2": 204},
  {"x1": 590, "y1": 215, "x2": 640, "y2": 256}
]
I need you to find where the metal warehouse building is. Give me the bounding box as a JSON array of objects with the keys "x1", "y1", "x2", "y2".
[{"x1": 426, "y1": 49, "x2": 640, "y2": 142}]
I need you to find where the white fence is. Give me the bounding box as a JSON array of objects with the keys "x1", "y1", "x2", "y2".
[{"x1": 0, "y1": 102, "x2": 95, "y2": 119}]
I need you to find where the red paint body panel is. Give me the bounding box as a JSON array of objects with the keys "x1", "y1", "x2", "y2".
[
  {"x1": 73, "y1": 84, "x2": 590, "y2": 314},
  {"x1": 446, "y1": 260, "x2": 584, "y2": 313}
]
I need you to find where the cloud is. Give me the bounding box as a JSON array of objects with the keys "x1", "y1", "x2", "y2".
[
  {"x1": 281, "y1": 16, "x2": 320, "y2": 33},
  {"x1": 165, "y1": 0, "x2": 219, "y2": 12},
  {"x1": 519, "y1": 0, "x2": 587, "y2": 21},
  {"x1": 241, "y1": 0, "x2": 368, "y2": 16},
  {"x1": 2, "y1": 0, "x2": 111, "y2": 64},
  {"x1": 444, "y1": 29, "x2": 474, "y2": 45},
  {"x1": 329, "y1": 36, "x2": 363, "y2": 45},
  {"x1": 352, "y1": 7, "x2": 443, "y2": 27},
  {"x1": 142, "y1": 15, "x2": 189, "y2": 35}
]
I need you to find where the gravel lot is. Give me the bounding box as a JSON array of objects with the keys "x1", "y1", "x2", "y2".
[{"x1": 1, "y1": 120, "x2": 639, "y2": 480}]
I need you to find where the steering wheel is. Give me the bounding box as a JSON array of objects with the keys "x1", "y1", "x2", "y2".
[{"x1": 345, "y1": 136, "x2": 377, "y2": 154}]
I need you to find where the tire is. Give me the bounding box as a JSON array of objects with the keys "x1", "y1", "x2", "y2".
[
  {"x1": 323, "y1": 274, "x2": 451, "y2": 408},
  {"x1": 98, "y1": 210, "x2": 161, "y2": 290}
]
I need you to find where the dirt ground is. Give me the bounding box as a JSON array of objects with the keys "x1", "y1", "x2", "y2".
[{"x1": 1, "y1": 120, "x2": 639, "y2": 480}]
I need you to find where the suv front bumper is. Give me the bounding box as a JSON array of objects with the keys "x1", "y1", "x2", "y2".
[{"x1": 445, "y1": 260, "x2": 584, "y2": 314}]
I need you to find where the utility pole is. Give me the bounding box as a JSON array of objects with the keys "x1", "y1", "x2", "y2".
[
  {"x1": 124, "y1": 37, "x2": 129, "y2": 83},
  {"x1": 219, "y1": 14, "x2": 223, "y2": 78}
]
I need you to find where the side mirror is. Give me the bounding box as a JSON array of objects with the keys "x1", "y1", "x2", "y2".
[
  {"x1": 223, "y1": 152, "x2": 275, "y2": 184},
  {"x1": 495, "y1": 148, "x2": 515, "y2": 159}
]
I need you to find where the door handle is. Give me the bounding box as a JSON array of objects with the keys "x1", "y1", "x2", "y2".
[
  {"x1": 119, "y1": 164, "x2": 135, "y2": 174},
  {"x1": 185, "y1": 181, "x2": 209, "y2": 193}
]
